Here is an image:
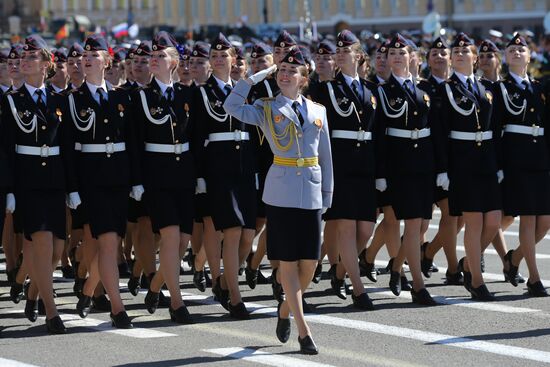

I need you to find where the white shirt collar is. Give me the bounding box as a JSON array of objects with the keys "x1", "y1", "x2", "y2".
[
  {"x1": 154, "y1": 77, "x2": 174, "y2": 95},
  {"x1": 509, "y1": 71, "x2": 529, "y2": 86},
  {"x1": 453, "y1": 71, "x2": 475, "y2": 86},
  {"x1": 86, "y1": 80, "x2": 108, "y2": 96},
  {"x1": 213, "y1": 74, "x2": 232, "y2": 91},
  {"x1": 376, "y1": 75, "x2": 386, "y2": 84},
  {"x1": 51, "y1": 84, "x2": 65, "y2": 93},
  {"x1": 392, "y1": 73, "x2": 414, "y2": 86},
  {"x1": 281, "y1": 94, "x2": 304, "y2": 107},
  {"x1": 432, "y1": 75, "x2": 446, "y2": 84},
  {"x1": 0, "y1": 84, "x2": 10, "y2": 93},
  {"x1": 25, "y1": 83, "x2": 46, "y2": 98},
  {"x1": 342, "y1": 72, "x2": 360, "y2": 88}
]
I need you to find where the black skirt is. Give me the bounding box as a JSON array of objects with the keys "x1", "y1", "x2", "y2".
[
  {"x1": 146, "y1": 188, "x2": 195, "y2": 234},
  {"x1": 207, "y1": 176, "x2": 257, "y2": 231},
  {"x1": 448, "y1": 172, "x2": 502, "y2": 217},
  {"x1": 0, "y1": 191, "x2": 5, "y2": 240},
  {"x1": 323, "y1": 177, "x2": 377, "y2": 222},
  {"x1": 81, "y1": 187, "x2": 128, "y2": 239},
  {"x1": 503, "y1": 170, "x2": 550, "y2": 216},
  {"x1": 127, "y1": 197, "x2": 148, "y2": 223},
  {"x1": 70, "y1": 206, "x2": 86, "y2": 230},
  {"x1": 266, "y1": 205, "x2": 322, "y2": 261},
  {"x1": 193, "y1": 193, "x2": 208, "y2": 223},
  {"x1": 434, "y1": 186, "x2": 448, "y2": 204},
  {"x1": 387, "y1": 174, "x2": 433, "y2": 220},
  {"x1": 12, "y1": 208, "x2": 23, "y2": 234},
  {"x1": 18, "y1": 189, "x2": 66, "y2": 241}
]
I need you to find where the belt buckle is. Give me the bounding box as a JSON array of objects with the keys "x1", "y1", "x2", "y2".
[
  {"x1": 475, "y1": 131, "x2": 483, "y2": 143},
  {"x1": 410, "y1": 129, "x2": 419, "y2": 140},
  {"x1": 105, "y1": 142, "x2": 115, "y2": 154},
  {"x1": 357, "y1": 130, "x2": 365, "y2": 141},
  {"x1": 234, "y1": 130, "x2": 242, "y2": 142},
  {"x1": 40, "y1": 145, "x2": 49, "y2": 158},
  {"x1": 532, "y1": 125, "x2": 540, "y2": 137},
  {"x1": 174, "y1": 143, "x2": 183, "y2": 154}
]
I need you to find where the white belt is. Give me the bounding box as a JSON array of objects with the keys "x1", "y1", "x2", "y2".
[
  {"x1": 386, "y1": 127, "x2": 430, "y2": 140},
  {"x1": 145, "y1": 142, "x2": 189, "y2": 154},
  {"x1": 75, "y1": 142, "x2": 82, "y2": 151},
  {"x1": 80, "y1": 142, "x2": 126, "y2": 154},
  {"x1": 450, "y1": 130, "x2": 493, "y2": 142},
  {"x1": 15, "y1": 145, "x2": 60, "y2": 157},
  {"x1": 504, "y1": 124, "x2": 544, "y2": 137},
  {"x1": 208, "y1": 131, "x2": 250, "y2": 142},
  {"x1": 332, "y1": 129, "x2": 372, "y2": 141}
]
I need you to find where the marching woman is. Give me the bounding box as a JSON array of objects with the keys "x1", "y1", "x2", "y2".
[
  {"x1": 1, "y1": 35, "x2": 68, "y2": 333},
  {"x1": 495, "y1": 34, "x2": 550, "y2": 297},
  {"x1": 131, "y1": 31, "x2": 194, "y2": 322},
  {"x1": 374, "y1": 34, "x2": 438, "y2": 305},
  {"x1": 67, "y1": 34, "x2": 136, "y2": 327},
  {"x1": 313, "y1": 30, "x2": 375, "y2": 310},
  {"x1": 225, "y1": 46, "x2": 332, "y2": 355},
  {"x1": 176, "y1": 45, "x2": 193, "y2": 87},
  {"x1": 191, "y1": 33, "x2": 257, "y2": 319},
  {"x1": 437, "y1": 33, "x2": 502, "y2": 300}
]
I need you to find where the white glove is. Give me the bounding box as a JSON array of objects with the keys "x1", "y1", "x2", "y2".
[
  {"x1": 497, "y1": 170, "x2": 504, "y2": 184},
  {"x1": 196, "y1": 178, "x2": 207, "y2": 194},
  {"x1": 130, "y1": 185, "x2": 145, "y2": 201},
  {"x1": 247, "y1": 64, "x2": 277, "y2": 85},
  {"x1": 5, "y1": 193, "x2": 15, "y2": 213},
  {"x1": 322, "y1": 207, "x2": 328, "y2": 214},
  {"x1": 66, "y1": 192, "x2": 82, "y2": 210},
  {"x1": 436, "y1": 172, "x2": 450, "y2": 191},
  {"x1": 375, "y1": 178, "x2": 387, "y2": 192}
]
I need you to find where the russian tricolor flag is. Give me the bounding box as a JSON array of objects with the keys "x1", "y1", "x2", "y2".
[{"x1": 112, "y1": 23, "x2": 129, "y2": 38}]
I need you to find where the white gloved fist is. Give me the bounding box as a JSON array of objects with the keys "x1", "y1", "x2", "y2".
[
  {"x1": 436, "y1": 172, "x2": 450, "y2": 191},
  {"x1": 196, "y1": 178, "x2": 207, "y2": 194},
  {"x1": 375, "y1": 178, "x2": 387, "y2": 192},
  {"x1": 130, "y1": 185, "x2": 145, "y2": 201},
  {"x1": 497, "y1": 170, "x2": 504, "y2": 184},
  {"x1": 67, "y1": 192, "x2": 82, "y2": 210},
  {"x1": 247, "y1": 64, "x2": 277, "y2": 85},
  {"x1": 5, "y1": 193, "x2": 15, "y2": 213}
]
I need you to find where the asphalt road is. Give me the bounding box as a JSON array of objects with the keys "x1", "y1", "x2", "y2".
[{"x1": 2, "y1": 210, "x2": 550, "y2": 367}]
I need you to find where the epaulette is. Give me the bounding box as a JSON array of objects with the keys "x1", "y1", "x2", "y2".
[
  {"x1": 260, "y1": 97, "x2": 275, "y2": 102},
  {"x1": 311, "y1": 100, "x2": 326, "y2": 108}
]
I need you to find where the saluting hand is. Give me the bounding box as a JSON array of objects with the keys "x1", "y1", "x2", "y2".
[{"x1": 247, "y1": 64, "x2": 277, "y2": 86}]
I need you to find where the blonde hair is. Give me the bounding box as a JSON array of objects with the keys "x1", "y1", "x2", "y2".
[{"x1": 165, "y1": 47, "x2": 180, "y2": 73}]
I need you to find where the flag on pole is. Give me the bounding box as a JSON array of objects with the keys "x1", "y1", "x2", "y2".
[
  {"x1": 112, "y1": 23, "x2": 129, "y2": 38},
  {"x1": 55, "y1": 24, "x2": 69, "y2": 42}
]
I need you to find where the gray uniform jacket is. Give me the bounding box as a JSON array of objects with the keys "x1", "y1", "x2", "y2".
[{"x1": 224, "y1": 79, "x2": 333, "y2": 210}]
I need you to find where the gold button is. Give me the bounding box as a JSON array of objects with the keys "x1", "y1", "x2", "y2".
[
  {"x1": 176, "y1": 156, "x2": 180, "y2": 161},
  {"x1": 172, "y1": 123, "x2": 176, "y2": 127},
  {"x1": 236, "y1": 145, "x2": 240, "y2": 150},
  {"x1": 530, "y1": 108, "x2": 535, "y2": 112},
  {"x1": 356, "y1": 143, "x2": 361, "y2": 147},
  {"x1": 104, "y1": 119, "x2": 108, "y2": 123},
  {"x1": 41, "y1": 162, "x2": 46, "y2": 166},
  {"x1": 175, "y1": 140, "x2": 179, "y2": 143},
  {"x1": 107, "y1": 154, "x2": 111, "y2": 158},
  {"x1": 297, "y1": 171, "x2": 301, "y2": 176},
  {"x1": 106, "y1": 136, "x2": 110, "y2": 141},
  {"x1": 41, "y1": 125, "x2": 46, "y2": 130},
  {"x1": 413, "y1": 111, "x2": 418, "y2": 116}
]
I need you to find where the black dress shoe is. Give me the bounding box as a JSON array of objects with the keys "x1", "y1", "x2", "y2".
[
  {"x1": 302, "y1": 298, "x2": 313, "y2": 314},
  {"x1": 527, "y1": 280, "x2": 549, "y2": 297},
  {"x1": 271, "y1": 269, "x2": 285, "y2": 303},
  {"x1": 352, "y1": 292, "x2": 374, "y2": 310},
  {"x1": 330, "y1": 274, "x2": 347, "y2": 300},
  {"x1": 144, "y1": 290, "x2": 160, "y2": 314},
  {"x1": 420, "y1": 242, "x2": 433, "y2": 278},
  {"x1": 6, "y1": 267, "x2": 18, "y2": 283},
  {"x1": 244, "y1": 266, "x2": 258, "y2": 290},
  {"x1": 73, "y1": 277, "x2": 86, "y2": 299},
  {"x1": 470, "y1": 284, "x2": 495, "y2": 301},
  {"x1": 312, "y1": 262, "x2": 322, "y2": 284},
  {"x1": 298, "y1": 335, "x2": 319, "y2": 355},
  {"x1": 110, "y1": 311, "x2": 133, "y2": 329},
  {"x1": 228, "y1": 302, "x2": 250, "y2": 320},
  {"x1": 37, "y1": 299, "x2": 46, "y2": 316},
  {"x1": 140, "y1": 273, "x2": 150, "y2": 289},
  {"x1": 212, "y1": 277, "x2": 230, "y2": 310},
  {"x1": 169, "y1": 305, "x2": 194, "y2": 324},
  {"x1": 480, "y1": 252, "x2": 486, "y2": 273},
  {"x1": 10, "y1": 282, "x2": 24, "y2": 304},
  {"x1": 503, "y1": 250, "x2": 519, "y2": 287},
  {"x1": 24, "y1": 300, "x2": 38, "y2": 322},
  {"x1": 158, "y1": 291, "x2": 171, "y2": 308},
  {"x1": 358, "y1": 251, "x2": 377, "y2": 283},
  {"x1": 61, "y1": 265, "x2": 75, "y2": 279},
  {"x1": 127, "y1": 276, "x2": 141, "y2": 296},
  {"x1": 118, "y1": 262, "x2": 131, "y2": 278},
  {"x1": 77, "y1": 296, "x2": 92, "y2": 318},
  {"x1": 411, "y1": 288, "x2": 437, "y2": 306},
  {"x1": 401, "y1": 276, "x2": 412, "y2": 291},
  {"x1": 205, "y1": 269, "x2": 212, "y2": 287},
  {"x1": 92, "y1": 294, "x2": 111, "y2": 312},
  {"x1": 445, "y1": 270, "x2": 464, "y2": 285},
  {"x1": 257, "y1": 270, "x2": 271, "y2": 285},
  {"x1": 193, "y1": 269, "x2": 207, "y2": 292},
  {"x1": 46, "y1": 315, "x2": 67, "y2": 334},
  {"x1": 276, "y1": 302, "x2": 290, "y2": 343},
  {"x1": 458, "y1": 257, "x2": 472, "y2": 292},
  {"x1": 431, "y1": 261, "x2": 440, "y2": 273},
  {"x1": 23, "y1": 280, "x2": 30, "y2": 299},
  {"x1": 389, "y1": 271, "x2": 401, "y2": 296}
]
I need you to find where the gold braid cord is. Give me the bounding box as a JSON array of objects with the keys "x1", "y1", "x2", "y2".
[{"x1": 263, "y1": 101, "x2": 296, "y2": 152}]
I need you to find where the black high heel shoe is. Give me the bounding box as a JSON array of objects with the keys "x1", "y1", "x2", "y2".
[
  {"x1": 457, "y1": 257, "x2": 472, "y2": 292},
  {"x1": 411, "y1": 288, "x2": 437, "y2": 306},
  {"x1": 228, "y1": 302, "x2": 250, "y2": 320},
  {"x1": 10, "y1": 282, "x2": 24, "y2": 304},
  {"x1": 400, "y1": 275, "x2": 412, "y2": 291},
  {"x1": 76, "y1": 295, "x2": 92, "y2": 318},
  {"x1": 420, "y1": 242, "x2": 434, "y2": 278},
  {"x1": 110, "y1": 311, "x2": 133, "y2": 329},
  {"x1": 24, "y1": 300, "x2": 38, "y2": 322},
  {"x1": 127, "y1": 276, "x2": 141, "y2": 296},
  {"x1": 276, "y1": 301, "x2": 290, "y2": 343},
  {"x1": 298, "y1": 335, "x2": 319, "y2": 355},
  {"x1": 330, "y1": 272, "x2": 347, "y2": 300},
  {"x1": 169, "y1": 305, "x2": 194, "y2": 324},
  {"x1": 212, "y1": 276, "x2": 229, "y2": 310},
  {"x1": 470, "y1": 284, "x2": 495, "y2": 301},
  {"x1": 312, "y1": 262, "x2": 322, "y2": 284},
  {"x1": 352, "y1": 292, "x2": 374, "y2": 310},
  {"x1": 271, "y1": 269, "x2": 285, "y2": 303},
  {"x1": 144, "y1": 290, "x2": 160, "y2": 314},
  {"x1": 388, "y1": 258, "x2": 401, "y2": 296},
  {"x1": 358, "y1": 249, "x2": 377, "y2": 283},
  {"x1": 193, "y1": 269, "x2": 207, "y2": 292},
  {"x1": 46, "y1": 315, "x2": 67, "y2": 334},
  {"x1": 503, "y1": 250, "x2": 519, "y2": 287},
  {"x1": 244, "y1": 266, "x2": 258, "y2": 289},
  {"x1": 527, "y1": 280, "x2": 549, "y2": 297}
]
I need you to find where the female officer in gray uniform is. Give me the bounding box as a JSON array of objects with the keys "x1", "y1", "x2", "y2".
[{"x1": 224, "y1": 47, "x2": 333, "y2": 355}]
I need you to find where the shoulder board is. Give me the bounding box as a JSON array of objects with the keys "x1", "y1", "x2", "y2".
[
  {"x1": 260, "y1": 97, "x2": 275, "y2": 102},
  {"x1": 311, "y1": 100, "x2": 326, "y2": 108}
]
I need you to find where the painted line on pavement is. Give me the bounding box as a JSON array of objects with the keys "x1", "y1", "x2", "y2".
[
  {"x1": 0, "y1": 358, "x2": 40, "y2": 367},
  {"x1": 204, "y1": 347, "x2": 335, "y2": 367},
  {"x1": 455, "y1": 246, "x2": 550, "y2": 260}
]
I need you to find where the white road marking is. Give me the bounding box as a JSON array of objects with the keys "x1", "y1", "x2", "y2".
[
  {"x1": 0, "y1": 358, "x2": 40, "y2": 367},
  {"x1": 455, "y1": 245, "x2": 550, "y2": 260},
  {"x1": 205, "y1": 347, "x2": 335, "y2": 367}
]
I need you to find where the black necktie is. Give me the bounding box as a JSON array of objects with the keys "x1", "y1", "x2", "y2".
[
  {"x1": 165, "y1": 86, "x2": 173, "y2": 101},
  {"x1": 224, "y1": 84, "x2": 232, "y2": 96},
  {"x1": 351, "y1": 80, "x2": 363, "y2": 100},
  {"x1": 35, "y1": 89, "x2": 47, "y2": 114},
  {"x1": 292, "y1": 101, "x2": 304, "y2": 126},
  {"x1": 404, "y1": 80, "x2": 415, "y2": 97},
  {"x1": 97, "y1": 87, "x2": 108, "y2": 109},
  {"x1": 522, "y1": 80, "x2": 533, "y2": 95},
  {"x1": 467, "y1": 78, "x2": 478, "y2": 98}
]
